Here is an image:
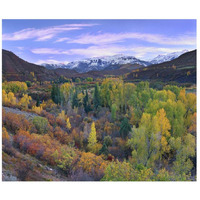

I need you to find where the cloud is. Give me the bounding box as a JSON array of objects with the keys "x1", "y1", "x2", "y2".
[
  {"x1": 67, "y1": 32, "x2": 196, "y2": 46},
  {"x1": 128, "y1": 46, "x2": 189, "y2": 59},
  {"x1": 36, "y1": 59, "x2": 69, "y2": 65},
  {"x1": 31, "y1": 45, "x2": 126, "y2": 57},
  {"x1": 31, "y1": 48, "x2": 62, "y2": 54},
  {"x1": 31, "y1": 45, "x2": 193, "y2": 60},
  {"x1": 17, "y1": 46, "x2": 25, "y2": 50},
  {"x1": 2, "y1": 23, "x2": 98, "y2": 41},
  {"x1": 54, "y1": 37, "x2": 70, "y2": 43}
]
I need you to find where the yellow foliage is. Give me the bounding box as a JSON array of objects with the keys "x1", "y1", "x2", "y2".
[
  {"x1": 32, "y1": 105, "x2": 43, "y2": 114},
  {"x1": 88, "y1": 122, "x2": 97, "y2": 153},
  {"x1": 18, "y1": 94, "x2": 32, "y2": 109},
  {"x1": 76, "y1": 152, "x2": 107, "y2": 175},
  {"x1": 2, "y1": 127, "x2": 10, "y2": 141},
  {"x1": 66, "y1": 117, "x2": 71, "y2": 130},
  {"x1": 2, "y1": 90, "x2": 17, "y2": 106},
  {"x1": 58, "y1": 110, "x2": 66, "y2": 121},
  {"x1": 153, "y1": 108, "x2": 171, "y2": 137}
]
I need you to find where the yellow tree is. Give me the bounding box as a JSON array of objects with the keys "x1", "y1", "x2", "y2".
[
  {"x1": 153, "y1": 108, "x2": 171, "y2": 154},
  {"x1": 87, "y1": 122, "x2": 97, "y2": 153},
  {"x1": 66, "y1": 117, "x2": 71, "y2": 130},
  {"x1": 2, "y1": 90, "x2": 8, "y2": 105},
  {"x1": 18, "y1": 94, "x2": 32, "y2": 109},
  {"x1": 7, "y1": 92, "x2": 17, "y2": 105}
]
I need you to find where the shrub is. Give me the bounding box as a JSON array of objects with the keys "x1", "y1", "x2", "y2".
[{"x1": 33, "y1": 116, "x2": 49, "y2": 134}]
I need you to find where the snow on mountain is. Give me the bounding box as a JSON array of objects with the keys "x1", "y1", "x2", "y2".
[
  {"x1": 41, "y1": 63, "x2": 68, "y2": 70},
  {"x1": 44, "y1": 54, "x2": 151, "y2": 73},
  {"x1": 150, "y1": 50, "x2": 188, "y2": 64},
  {"x1": 41, "y1": 50, "x2": 189, "y2": 73}
]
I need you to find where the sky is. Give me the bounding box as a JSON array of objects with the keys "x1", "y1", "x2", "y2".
[{"x1": 2, "y1": 19, "x2": 196, "y2": 64}]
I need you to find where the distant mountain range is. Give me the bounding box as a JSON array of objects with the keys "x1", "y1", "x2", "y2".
[
  {"x1": 2, "y1": 49, "x2": 196, "y2": 84},
  {"x1": 42, "y1": 54, "x2": 151, "y2": 73},
  {"x1": 41, "y1": 50, "x2": 189, "y2": 73}
]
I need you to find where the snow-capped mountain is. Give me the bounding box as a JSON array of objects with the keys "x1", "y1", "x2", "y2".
[
  {"x1": 41, "y1": 63, "x2": 67, "y2": 70},
  {"x1": 41, "y1": 50, "x2": 189, "y2": 73},
  {"x1": 42, "y1": 54, "x2": 151, "y2": 73},
  {"x1": 150, "y1": 50, "x2": 188, "y2": 64}
]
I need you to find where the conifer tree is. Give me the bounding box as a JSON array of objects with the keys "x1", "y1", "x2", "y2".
[
  {"x1": 83, "y1": 89, "x2": 91, "y2": 113},
  {"x1": 120, "y1": 118, "x2": 131, "y2": 139},
  {"x1": 99, "y1": 143, "x2": 109, "y2": 156},
  {"x1": 93, "y1": 83, "x2": 101, "y2": 110},
  {"x1": 72, "y1": 89, "x2": 79, "y2": 109}
]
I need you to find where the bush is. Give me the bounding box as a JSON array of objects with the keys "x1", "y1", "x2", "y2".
[{"x1": 33, "y1": 116, "x2": 49, "y2": 134}]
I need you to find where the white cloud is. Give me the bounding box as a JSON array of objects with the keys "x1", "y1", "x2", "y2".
[
  {"x1": 17, "y1": 46, "x2": 25, "y2": 50},
  {"x1": 31, "y1": 45, "x2": 126, "y2": 57},
  {"x1": 2, "y1": 23, "x2": 98, "y2": 41},
  {"x1": 31, "y1": 48, "x2": 62, "y2": 54},
  {"x1": 128, "y1": 46, "x2": 189, "y2": 59},
  {"x1": 31, "y1": 45, "x2": 194, "y2": 60},
  {"x1": 36, "y1": 59, "x2": 69, "y2": 65},
  {"x1": 54, "y1": 37, "x2": 70, "y2": 42},
  {"x1": 67, "y1": 32, "x2": 196, "y2": 46}
]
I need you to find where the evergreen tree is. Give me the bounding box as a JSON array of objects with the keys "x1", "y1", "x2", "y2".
[
  {"x1": 99, "y1": 143, "x2": 109, "y2": 156},
  {"x1": 120, "y1": 118, "x2": 131, "y2": 139},
  {"x1": 83, "y1": 89, "x2": 91, "y2": 113},
  {"x1": 72, "y1": 89, "x2": 79, "y2": 109},
  {"x1": 36, "y1": 94, "x2": 40, "y2": 107},
  {"x1": 93, "y1": 83, "x2": 101, "y2": 110},
  {"x1": 51, "y1": 84, "x2": 61, "y2": 104},
  {"x1": 51, "y1": 84, "x2": 56, "y2": 103}
]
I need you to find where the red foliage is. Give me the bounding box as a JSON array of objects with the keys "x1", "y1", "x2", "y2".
[{"x1": 3, "y1": 110, "x2": 32, "y2": 133}]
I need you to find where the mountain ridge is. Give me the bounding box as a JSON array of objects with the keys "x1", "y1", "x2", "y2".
[{"x1": 41, "y1": 50, "x2": 189, "y2": 73}]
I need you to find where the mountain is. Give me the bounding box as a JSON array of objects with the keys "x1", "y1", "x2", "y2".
[
  {"x1": 42, "y1": 54, "x2": 151, "y2": 73},
  {"x1": 150, "y1": 50, "x2": 188, "y2": 64},
  {"x1": 41, "y1": 63, "x2": 66, "y2": 70},
  {"x1": 3, "y1": 49, "x2": 196, "y2": 84},
  {"x1": 125, "y1": 50, "x2": 196, "y2": 84},
  {"x1": 2, "y1": 50, "x2": 77, "y2": 81}
]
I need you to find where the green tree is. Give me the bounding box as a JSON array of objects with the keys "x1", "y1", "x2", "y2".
[
  {"x1": 51, "y1": 84, "x2": 61, "y2": 104},
  {"x1": 93, "y1": 83, "x2": 101, "y2": 110},
  {"x1": 111, "y1": 103, "x2": 117, "y2": 120},
  {"x1": 83, "y1": 89, "x2": 91, "y2": 113},
  {"x1": 104, "y1": 135, "x2": 112, "y2": 147},
  {"x1": 120, "y1": 118, "x2": 131, "y2": 139},
  {"x1": 33, "y1": 116, "x2": 49, "y2": 134},
  {"x1": 72, "y1": 89, "x2": 79, "y2": 109},
  {"x1": 99, "y1": 143, "x2": 109, "y2": 156}
]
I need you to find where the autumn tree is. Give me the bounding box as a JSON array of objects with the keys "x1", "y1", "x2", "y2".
[
  {"x1": 18, "y1": 94, "x2": 32, "y2": 110},
  {"x1": 87, "y1": 122, "x2": 97, "y2": 153}
]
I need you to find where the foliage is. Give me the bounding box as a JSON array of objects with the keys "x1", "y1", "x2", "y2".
[
  {"x1": 87, "y1": 122, "x2": 98, "y2": 153},
  {"x1": 120, "y1": 118, "x2": 131, "y2": 139},
  {"x1": 33, "y1": 116, "x2": 49, "y2": 134},
  {"x1": 51, "y1": 84, "x2": 61, "y2": 104},
  {"x1": 18, "y1": 94, "x2": 32, "y2": 110},
  {"x1": 2, "y1": 81, "x2": 28, "y2": 94},
  {"x1": 93, "y1": 83, "x2": 101, "y2": 110}
]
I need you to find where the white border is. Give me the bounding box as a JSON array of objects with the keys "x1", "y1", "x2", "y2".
[{"x1": 0, "y1": 0, "x2": 199, "y2": 200}]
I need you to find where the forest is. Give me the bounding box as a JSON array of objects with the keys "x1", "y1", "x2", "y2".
[{"x1": 2, "y1": 77, "x2": 196, "y2": 181}]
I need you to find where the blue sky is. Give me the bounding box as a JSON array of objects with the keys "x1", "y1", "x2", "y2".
[{"x1": 2, "y1": 19, "x2": 196, "y2": 64}]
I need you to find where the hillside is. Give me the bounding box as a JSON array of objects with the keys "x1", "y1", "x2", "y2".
[{"x1": 125, "y1": 50, "x2": 196, "y2": 84}]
